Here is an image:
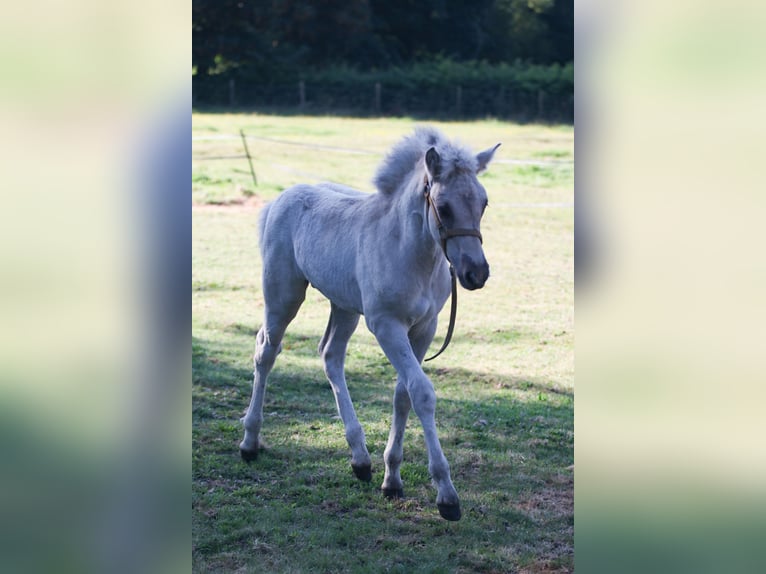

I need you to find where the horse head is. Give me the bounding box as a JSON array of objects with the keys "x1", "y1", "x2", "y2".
[{"x1": 424, "y1": 142, "x2": 501, "y2": 290}]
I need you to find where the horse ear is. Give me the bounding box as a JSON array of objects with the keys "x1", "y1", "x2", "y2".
[
  {"x1": 425, "y1": 147, "x2": 441, "y2": 180},
  {"x1": 476, "y1": 143, "x2": 501, "y2": 174}
]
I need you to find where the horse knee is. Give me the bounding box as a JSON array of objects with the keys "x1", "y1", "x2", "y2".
[
  {"x1": 254, "y1": 330, "x2": 282, "y2": 367},
  {"x1": 254, "y1": 347, "x2": 279, "y2": 370},
  {"x1": 407, "y1": 379, "x2": 436, "y2": 415}
]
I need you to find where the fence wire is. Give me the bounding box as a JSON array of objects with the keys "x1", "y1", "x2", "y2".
[{"x1": 193, "y1": 130, "x2": 573, "y2": 209}]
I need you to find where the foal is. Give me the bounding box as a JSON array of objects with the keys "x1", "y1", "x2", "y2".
[{"x1": 240, "y1": 127, "x2": 500, "y2": 520}]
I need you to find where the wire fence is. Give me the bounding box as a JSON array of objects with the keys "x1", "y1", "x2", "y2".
[
  {"x1": 193, "y1": 132, "x2": 573, "y2": 167},
  {"x1": 193, "y1": 79, "x2": 574, "y2": 124},
  {"x1": 193, "y1": 131, "x2": 574, "y2": 209}
]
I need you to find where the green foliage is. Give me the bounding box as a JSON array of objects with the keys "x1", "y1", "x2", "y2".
[
  {"x1": 193, "y1": 0, "x2": 573, "y2": 76},
  {"x1": 305, "y1": 59, "x2": 573, "y2": 94},
  {"x1": 193, "y1": 59, "x2": 573, "y2": 121},
  {"x1": 192, "y1": 0, "x2": 573, "y2": 119}
]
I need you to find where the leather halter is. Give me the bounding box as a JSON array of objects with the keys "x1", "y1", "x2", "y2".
[{"x1": 422, "y1": 177, "x2": 483, "y2": 362}]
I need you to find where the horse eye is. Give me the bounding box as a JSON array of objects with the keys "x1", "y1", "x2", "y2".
[{"x1": 438, "y1": 203, "x2": 452, "y2": 219}]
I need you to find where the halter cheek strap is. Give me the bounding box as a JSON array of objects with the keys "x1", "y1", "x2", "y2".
[
  {"x1": 422, "y1": 178, "x2": 483, "y2": 362},
  {"x1": 423, "y1": 179, "x2": 483, "y2": 260}
]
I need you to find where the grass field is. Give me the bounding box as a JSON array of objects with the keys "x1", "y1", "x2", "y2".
[{"x1": 192, "y1": 113, "x2": 574, "y2": 573}]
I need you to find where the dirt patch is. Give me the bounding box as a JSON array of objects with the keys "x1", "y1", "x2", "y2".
[
  {"x1": 192, "y1": 195, "x2": 266, "y2": 212},
  {"x1": 514, "y1": 473, "x2": 574, "y2": 522},
  {"x1": 519, "y1": 561, "x2": 572, "y2": 574}
]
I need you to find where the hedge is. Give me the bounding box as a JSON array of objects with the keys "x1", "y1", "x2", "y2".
[{"x1": 193, "y1": 59, "x2": 573, "y2": 123}]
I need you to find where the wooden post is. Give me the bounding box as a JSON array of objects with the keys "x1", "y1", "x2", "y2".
[
  {"x1": 456, "y1": 85, "x2": 463, "y2": 117},
  {"x1": 374, "y1": 82, "x2": 381, "y2": 115},
  {"x1": 299, "y1": 80, "x2": 306, "y2": 109},
  {"x1": 239, "y1": 129, "x2": 257, "y2": 187},
  {"x1": 538, "y1": 90, "x2": 545, "y2": 119},
  {"x1": 229, "y1": 78, "x2": 236, "y2": 108}
]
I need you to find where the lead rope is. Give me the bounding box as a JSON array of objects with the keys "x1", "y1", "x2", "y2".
[
  {"x1": 423, "y1": 179, "x2": 459, "y2": 362},
  {"x1": 424, "y1": 265, "x2": 458, "y2": 362}
]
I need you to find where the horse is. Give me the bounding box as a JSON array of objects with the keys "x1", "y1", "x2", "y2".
[{"x1": 239, "y1": 127, "x2": 500, "y2": 521}]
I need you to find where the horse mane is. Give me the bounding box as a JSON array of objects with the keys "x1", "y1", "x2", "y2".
[{"x1": 373, "y1": 127, "x2": 478, "y2": 196}]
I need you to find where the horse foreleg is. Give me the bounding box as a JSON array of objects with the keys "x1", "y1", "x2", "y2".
[
  {"x1": 370, "y1": 317, "x2": 461, "y2": 521},
  {"x1": 381, "y1": 319, "x2": 434, "y2": 498},
  {"x1": 320, "y1": 305, "x2": 371, "y2": 481}
]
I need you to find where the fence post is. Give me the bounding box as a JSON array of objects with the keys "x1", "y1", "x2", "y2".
[
  {"x1": 456, "y1": 85, "x2": 463, "y2": 117},
  {"x1": 374, "y1": 82, "x2": 381, "y2": 115},
  {"x1": 239, "y1": 129, "x2": 258, "y2": 187},
  {"x1": 299, "y1": 80, "x2": 306, "y2": 109},
  {"x1": 229, "y1": 78, "x2": 236, "y2": 108},
  {"x1": 538, "y1": 90, "x2": 545, "y2": 120}
]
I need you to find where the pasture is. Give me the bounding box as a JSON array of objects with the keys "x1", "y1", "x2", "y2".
[{"x1": 192, "y1": 114, "x2": 574, "y2": 573}]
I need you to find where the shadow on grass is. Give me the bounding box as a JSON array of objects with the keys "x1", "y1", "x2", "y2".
[
  {"x1": 192, "y1": 332, "x2": 572, "y2": 454},
  {"x1": 425, "y1": 358, "x2": 573, "y2": 398},
  {"x1": 193, "y1": 333, "x2": 573, "y2": 572}
]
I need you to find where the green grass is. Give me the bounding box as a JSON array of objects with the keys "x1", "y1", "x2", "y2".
[
  {"x1": 508, "y1": 164, "x2": 574, "y2": 189},
  {"x1": 193, "y1": 114, "x2": 573, "y2": 573}
]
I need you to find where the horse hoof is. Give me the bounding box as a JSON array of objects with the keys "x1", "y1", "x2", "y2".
[
  {"x1": 240, "y1": 448, "x2": 259, "y2": 463},
  {"x1": 437, "y1": 503, "x2": 462, "y2": 521},
  {"x1": 351, "y1": 463, "x2": 372, "y2": 482},
  {"x1": 382, "y1": 488, "x2": 404, "y2": 499}
]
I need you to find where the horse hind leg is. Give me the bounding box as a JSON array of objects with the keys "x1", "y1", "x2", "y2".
[
  {"x1": 381, "y1": 379, "x2": 410, "y2": 498},
  {"x1": 319, "y1": 304, "x2": 371, "y2": 481},
  {"x1": 240, "y1": 277, "x2": 308, "y2": 462}
]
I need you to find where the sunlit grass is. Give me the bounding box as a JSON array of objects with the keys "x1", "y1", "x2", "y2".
[{"x1": 192, "y1": 113, "x2": 574, "y2": 206}]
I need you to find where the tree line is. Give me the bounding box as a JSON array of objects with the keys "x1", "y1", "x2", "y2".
[{"x1": 193, "y1": 0, "x2": 573, "y2": 119}]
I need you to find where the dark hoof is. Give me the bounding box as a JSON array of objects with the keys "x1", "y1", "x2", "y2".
[
  {"x1": 437, "y1": 503, "x2": 462, "y2": 521},
  {"x1": 240, "y1": 448, "x2": 259, "y2": 463},
  {"x1": 382, "y1": 488, "x2": 404, "y2": 499},
  {"x1": 351, "y1": 463, "x2": 372, "y2": 482}
]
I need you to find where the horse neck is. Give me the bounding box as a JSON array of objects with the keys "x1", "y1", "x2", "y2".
[{"x1": 390, "y1": 171, "x2": 442, "y2": 266}]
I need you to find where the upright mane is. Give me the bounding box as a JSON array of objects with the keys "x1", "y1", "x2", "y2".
[{"x1": 373, "y1": 127, "x2": 478, "y2": 196}]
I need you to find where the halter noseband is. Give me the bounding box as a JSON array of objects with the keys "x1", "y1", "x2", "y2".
[
  {"x1": 423, "y1": 177, "x2": 483, "y2": 260},
  {"x1": 422, "y1": 176, "x2": 483, "y2": 362}
]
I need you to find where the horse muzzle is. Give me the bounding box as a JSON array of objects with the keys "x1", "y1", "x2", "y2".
[{"x1": 457, "y1": 257, "x2": 490, "y2": 290}]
